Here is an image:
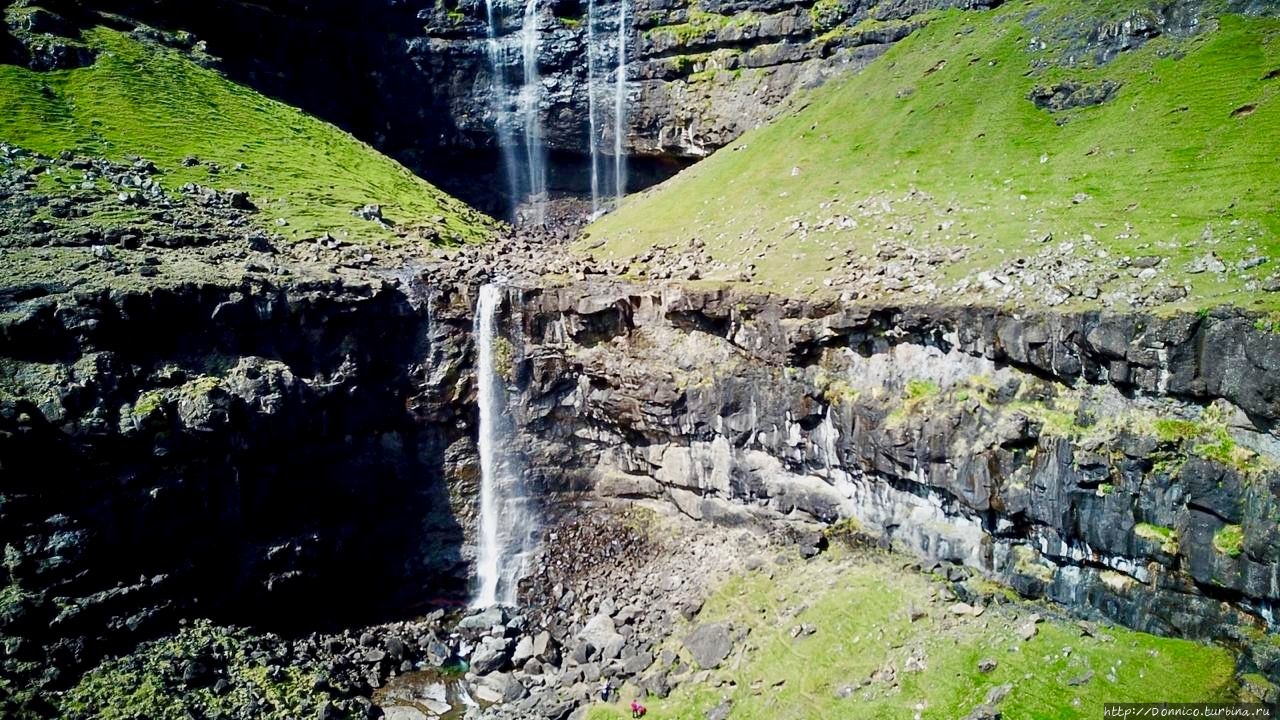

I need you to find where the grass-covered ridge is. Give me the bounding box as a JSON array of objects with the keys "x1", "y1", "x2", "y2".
[
  {"x1": 586, "y1": 1, "x2": 1280, "y2": 310},
  {"x1": 587, "y1": 550, "x2": 1238, "y2": 720},
  {"x1": 0, "y1": 24, "x2": 494, "y2": 244}
]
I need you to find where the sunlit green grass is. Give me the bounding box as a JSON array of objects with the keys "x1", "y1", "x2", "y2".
[
  {"x1": 586, "y1": 1, "x2": 1280, "y2": 309},
  {"x1": 0, "y1": 27, "x2": 494, "y2": 244},
  {"x1": 588, "y1": 551, "x2": 1237, "y2": 719}
]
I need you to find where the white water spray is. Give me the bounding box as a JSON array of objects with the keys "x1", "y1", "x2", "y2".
[
  {"x1": 472, "y1": 285, "x2": 539, "y2": 608},
  {"x1": 519, "y1": 0, "x2": 547, "y2": 225},
  {"x1": 587, "y1": 0, "x2": 602, "y2": 215},
  {"x1": 484, "y1": 0, "x2": 547, "y2": 223},
  {"x1": 584, "y1": 0, "x2": 628, "y2": 213},
  {"x1": 484, "y1": 0, "x2": 521, "y2": 211},
  {"x1": 612, "y1": 0, "x2": 628, "y2": 206}
]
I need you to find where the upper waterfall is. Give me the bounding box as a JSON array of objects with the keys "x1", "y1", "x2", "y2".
[
  {"x1": 485, "y1": 0, "x2": 630, "y2": 220},
  {"x1": 612, "y1": 0, "x2": 628, "y2": 206},
  {"x1": 586, "y1": 0, "x2": 629, "y2": 214},
  {"x1": 484, "y1": 0, "x2": 549, "y2": 224}
]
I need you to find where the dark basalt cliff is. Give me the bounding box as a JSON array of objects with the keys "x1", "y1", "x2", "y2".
[
  {"x1": 494, "y1": 282, "x2": 1280, "y2": 677},
  {"x1": 0, "y1": 276, "x2": 477, "y2": 695},
  {"x1": 4, "y1": 271, "x2": 1280, "y2": 704}
]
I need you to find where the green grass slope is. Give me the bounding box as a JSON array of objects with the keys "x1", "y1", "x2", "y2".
[
  {"x1": 588, "y1": 550, "x2": 1238, "y2": 720},
  {"x1": 0, "y1": 25, "x2": 493, "y2": 244},
  {"x1": 586, "y1": 1, "x2": 1280, "y2": 310}
]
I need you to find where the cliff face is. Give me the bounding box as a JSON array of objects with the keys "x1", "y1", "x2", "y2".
[
  {"x1": 0, "y1": 274, "x2": 482, "y2": 694},
  {"x1": 6, "y1": 272, "x2": 1280, "y2": 697},
  {"x1": 413, "y1": 0, "x2": 1006, "y2": 161},
  {"x1": 496, "y1": 282, "x2": 1280, "y2": 676}
]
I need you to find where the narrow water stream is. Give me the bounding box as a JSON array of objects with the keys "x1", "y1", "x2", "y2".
[{"x1": 471, "y1": 284, "x2": 539, "y2": 608}]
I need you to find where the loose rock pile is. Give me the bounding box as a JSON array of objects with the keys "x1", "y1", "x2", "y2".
[{"x1": 306, "y1": 507, "x2": 796, "y2": 720}]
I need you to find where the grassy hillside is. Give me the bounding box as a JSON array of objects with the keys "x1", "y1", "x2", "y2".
[
  {"x1": 0, "y1": 23, "x2": 493, "y2": 244},
  {"x1": 588, "y1": 549, "x2": 1238, "y2": 720},
  {"x1": 586, "y1": 1, "x2": 1280, "y2": 310}
]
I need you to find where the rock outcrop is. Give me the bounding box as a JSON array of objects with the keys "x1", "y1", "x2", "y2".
[
  {"x1": 0, "y1": 271, "x2": 483, "y2": 702},
  {"x1": 6, "y1": 263, "x2": 1280, "y2": 710},
  {"x1": 488, "y1": 281, "x2": 1280, "y2": 679}
]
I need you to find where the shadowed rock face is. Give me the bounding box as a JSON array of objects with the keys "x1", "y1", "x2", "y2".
[
  {"x1": 490, "y1": 281, "x2": 1280, "y2": 678},
  {"x1": 0, "y1": 276, "x2": 481, "y2": 694}
]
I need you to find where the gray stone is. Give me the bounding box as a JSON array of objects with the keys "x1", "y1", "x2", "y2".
[
  {"x1": 1186, "y1": 252, "x2": 1226, "y2": 274},
  {"x1": 512, "y1": 635, "x2": 535, "y2": 665},
  {"x1": 683, "y1": 623, "x2": 734, "y2": 670},
  {"x1": 570, "y1": 641, "x2": 595, "y2": 665},
  {"x1": 964, "y1": 704, "x2": 1002, "y2": 720},
  {"x1": 472, "y1": 672, "x2": 527, "y2": 704},
  {"x1": 622, "y1": 651, "x2": 654, "y2": 676},
  {"x1": 382, "y1": 708, "x2": 429, "y2": 720},
  {"x1": 985, "y1": 683, "x2": 1013, "y2": 704},
  {"x1": 471, "y1": 636, "x2": 513, "y2": 674},
  {"x1": 458, "y1": 606, "x2": 505, "y2": 631}
]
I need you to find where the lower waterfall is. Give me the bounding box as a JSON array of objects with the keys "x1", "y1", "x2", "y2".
[{"x1": 471, "y1": 284, "x2": 539, "y2": 608}]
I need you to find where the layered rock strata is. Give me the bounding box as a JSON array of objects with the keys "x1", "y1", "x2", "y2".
[{"x1": 491, "y1": 281, "x2": 1280, "y2": 677}]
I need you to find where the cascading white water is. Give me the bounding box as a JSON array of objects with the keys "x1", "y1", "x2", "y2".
[
  {"x1": 612, "y1": 0, "x2": 628, "y2": 206},
  {"x1": 489, "y1": 0, "x2": 627, "y2": 218},
  {"x1": 484, "y1": 0, "x2": 521, "y2": 211},
  {"x1": 484, "y1": 0, "x2": 547, "y2": 223},
  {"x1": 472, "y1": 284, "x2": 539, "y2": 608},
  {"x1": 586, "y1": 0, "x2": 602, "y2": 216},
  {"x1": 585, "y1": 0, "x2": 629, "y2": 213},
  {"x1": 519, "y1": 0, "x2": 548, "y2": 225}
]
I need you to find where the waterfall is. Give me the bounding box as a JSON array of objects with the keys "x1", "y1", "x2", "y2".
[
  {"x1": 489, "y1": 0, "x2": 628, "y2": 217},
  {"x1": 472, "y1": 284, "x2": 539, "y2": 608},
  {"x1": 586, "y1": 0, "x2": 629, "y2": 213},
  {"x1": 587, "y1": 0, "x2": 602, "y2": 215},
  {"x1": 519, "y1": 0, "x2": 547, "y2": 225},
  {"x1": 612, "y1": 0, "x2": 628, "y2": 206},
  {"x1": 484, "y1": 0, "x2": 521, "y2": 212},
  {"x1": 484, "y1": 0, "x2": 547, "y2": 223}
]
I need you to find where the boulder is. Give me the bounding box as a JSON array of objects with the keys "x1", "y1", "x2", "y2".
[
  {"x1": 470, "y1": 636, "x2": 513, "y2": 674},
  {"x1": 683, "y1": 623, "x2": 733, "y2": 670},
  {"x1": 458, "y1": 606, "x2": 506, "y2": 631},
  {"x1": 382, "y1": 708, "x2": 429, "y2": 720},
  {"x1": 512, "y1": 635, "x2": 536, "y2": 665},
  {"x1": 707, "y1": 699, "x2": 733, "y2": 720},
  {"x1": 472, "y1": 672, "x2": 527, "y2": 704}
]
